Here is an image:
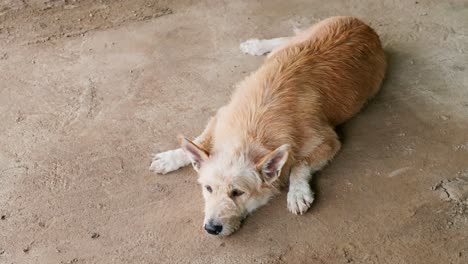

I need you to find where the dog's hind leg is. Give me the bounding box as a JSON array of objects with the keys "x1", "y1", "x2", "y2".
[
  {"x1": 150, "y1": 113, "x2": 218, "y2": 174},
  {"x1": 287, "y1": 127, "x2": 341, "y2": 214},
  {"x1": 240, "y1": 37, "x2": 291, "y2": 56}
]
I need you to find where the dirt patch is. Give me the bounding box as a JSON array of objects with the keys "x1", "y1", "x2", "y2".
[
  {"x1": 433, "y1": 177, "x2": 468, "y2": 204},
  {"x1": 0, "y1": 0, "x2": 172, "y2": 45}
]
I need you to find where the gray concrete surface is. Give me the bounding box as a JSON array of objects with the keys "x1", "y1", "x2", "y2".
[{"x1": 1, "y1": 0, "x2": 467, "y2": 263}]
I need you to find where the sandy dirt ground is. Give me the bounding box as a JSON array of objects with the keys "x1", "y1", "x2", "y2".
[{"x1": 1, "y1": 0, "x2": 468, "y2": 263}]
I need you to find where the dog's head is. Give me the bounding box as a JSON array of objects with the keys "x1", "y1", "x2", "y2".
[{"x1": 179, "y1": 136, "x2": 289, "y2": 236}]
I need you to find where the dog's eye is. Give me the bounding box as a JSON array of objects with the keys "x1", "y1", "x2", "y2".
[
  {"x1": 205, "y1": 186, "x2": 212, "y2": 193},
  {"x1": 231, "y1": 189, "x2": 244, "y2": 197}
]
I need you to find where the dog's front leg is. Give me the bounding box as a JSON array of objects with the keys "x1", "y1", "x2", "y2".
[
  {"x1": 150, "y1": 114, "x2": 217, "y2": 174},
  {"x1": 287, "y1": 127, "x2": 341, "y2": 214},
  {"x1": 287, "y1": 162, "x2": 315, "y2": 215}
]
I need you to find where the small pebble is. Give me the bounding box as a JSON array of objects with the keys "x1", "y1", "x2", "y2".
[
  {"x1": 1, "y1": 215, "x2": 6, "y2": 220},
  {"x1": 91, "y1": 232, "x2": 100, "y2": 239},
  {"x1": 440, "y1": 115, "x2": 449, "y2": 121},
  {"x1": 219, "y1": 242, "x2": 225, "y2": 247}
]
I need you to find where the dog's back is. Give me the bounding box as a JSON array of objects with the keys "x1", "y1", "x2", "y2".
[
  {"x1": 215, "y1": 16, "x2": 386, "y2": 160},
  {"x1": 266, "y1": 16, "x2": 386, "y2": 126}
]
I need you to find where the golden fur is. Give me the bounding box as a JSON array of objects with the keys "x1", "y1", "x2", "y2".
[{"x1": 151, "y1": 16, "x2": 386, "y2": 236}]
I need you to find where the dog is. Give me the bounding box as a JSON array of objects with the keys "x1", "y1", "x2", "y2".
[{"x1": 150, "y1": 16, "x2": 386, "y2": 236}]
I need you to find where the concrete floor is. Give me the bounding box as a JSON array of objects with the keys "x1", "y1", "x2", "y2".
[{"x1": 1, "y1": 0, "x2": 467, "y2": 263}]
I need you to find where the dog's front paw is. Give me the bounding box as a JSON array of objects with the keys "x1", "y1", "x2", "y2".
[
  {"x1": 287, "y1": 183, "x2": 314, "y2": 215},
  {"x1": 240, "y1": 39, "x2": 268, "y2": 56},
  {"x1": 150, "y1": 149, "x2": 189, "y2": 174}
]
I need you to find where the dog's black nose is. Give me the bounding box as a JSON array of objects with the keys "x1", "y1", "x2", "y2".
[{"x1": 204, "y1": 223, "x2": 223, "y2": 235}]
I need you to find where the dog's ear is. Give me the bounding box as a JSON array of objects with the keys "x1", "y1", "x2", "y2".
[
  {"x1": 178, "y1": 135, "x2": 209, "y2": 171},
  {"x1": 256, "y1": 144, "x2": 290, "y2": 184}
]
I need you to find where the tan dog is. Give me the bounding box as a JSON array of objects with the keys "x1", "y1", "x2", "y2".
[{"x1": 150, "y1": 16, "x2": 386, "y2": 236}]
